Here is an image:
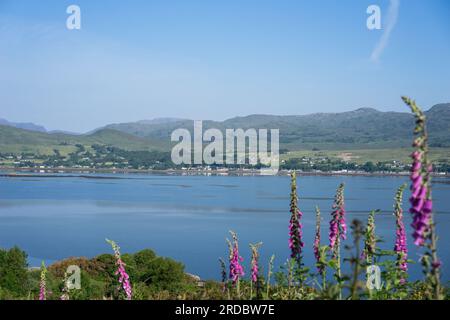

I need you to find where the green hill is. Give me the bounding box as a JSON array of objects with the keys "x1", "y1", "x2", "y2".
[
  {"x1": 1, "y1": 103, "x2": 449, "y2": 155},
  {"x1": 0, "y1": 126, "x2": 168, "y2": 155},
  {"x1": 105, "y1": 103, "x2": 450, "y2": 150}
]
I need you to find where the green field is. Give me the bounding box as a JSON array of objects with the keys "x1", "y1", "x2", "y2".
[
  {"x1": 0, "y1": 125, "x2": 169, "y2": 155},
  {"x1": 281, "y1": 148, "x2": 450, "y2": 164}
]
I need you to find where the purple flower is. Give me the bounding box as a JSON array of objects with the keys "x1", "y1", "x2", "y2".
[
  {"x1": 409, "y1": 150, "x2": 432, "y2": 246},
  {"x1": 329, "y1": 183, "x2": 346, "y2": 257},
  {"x1": 229, "y1": 247, "x2": 244, "y2": 284},
  {"x1": 432, "y1": 260, "x2": 442, "y2": 269},
  {"x1": 403, "y1": 96, "x2": 442, "y2": 298},
  {"x1": 250, "y1": 242, "x2": 262, "y2": 284},
  {"x1": 227, "y1": 232, "x2": 244, "y2": 285},
  {"x1": 39, "y1": 262, "x2": 47, "y2": 301},
  {"x1": 251, "y1": 264, "x2": 258, "y2": 283},
  {"x1": 394, "y1": 185, "x2": 408, "y2": 274},
  {"x1": 394, "y1": 231, "x2": 408, "y2": 272},
  {"x1": 329, "y1": 216, "x2": 338, "y2": 249},
  {"x1": 313, "y1": 206, "x2": 323, "y2": 274},
  {"x1": 107, "y1": 239, "x2": 132, "y2": 300},
  {"x1": 289, "y1": 171, "x2": 304, "y2": 263},
  {"x1": 116, "y1": 259, "x2": 132, "y2": 300}
]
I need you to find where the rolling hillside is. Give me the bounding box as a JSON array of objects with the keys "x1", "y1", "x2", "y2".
[
  {"x1": 1, "y1": 103, "x2": 449, "y2": 155},
  {"x1": 0, "y1": 126, "x2": 168, "y2": 155},
  {"x1": 0, "y1": 118, "x2": 47, "y2": 132},
  {"x1": 104, "y1": 103, "x2": 450, "y2": 150}
]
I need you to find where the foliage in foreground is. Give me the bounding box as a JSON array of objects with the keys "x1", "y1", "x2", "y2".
[
  {"x1": 0, "y1": 97, "x2": 449, "y2": 300},
  {"x1": 0, "y1": 243, "x2": 448, "y2": 300},
  {"x1": 0, "y1": 247, "x2": 191, "y2": 300}
]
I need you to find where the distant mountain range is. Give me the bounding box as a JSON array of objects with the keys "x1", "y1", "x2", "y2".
[
  {"x1": 1, "y1": 103, "x2": 449, "y2": 154},
  {"x1": 103, "y1": 103, "x2": 450, "y2": 150},
  {"x1": 0, "y1": 118, "x2": 47, "y2": 133}
]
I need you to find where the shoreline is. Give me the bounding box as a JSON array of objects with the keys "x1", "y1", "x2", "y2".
[{"x1": 1, "y1": 166, "x2": 449, "y2": 178}]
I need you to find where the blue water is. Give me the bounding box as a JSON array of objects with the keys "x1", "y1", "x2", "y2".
[{"x1": 0, "y1": 173, "x2": 449, "y2": 282}]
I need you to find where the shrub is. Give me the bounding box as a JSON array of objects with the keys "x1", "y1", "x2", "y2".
[{"x1": 0, "y1": 246, "x2": 29, "y2": 297}]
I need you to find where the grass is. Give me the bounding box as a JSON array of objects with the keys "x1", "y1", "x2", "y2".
[
  {"x1": 0, "y1": 125, "x2": 170, "y2": 156},
  {"x1": 282, "y1": 148, "x2": 450, "y2": 164},
  {"x1": 0, "y1": 144, "x2": 78, "y2": 156}
]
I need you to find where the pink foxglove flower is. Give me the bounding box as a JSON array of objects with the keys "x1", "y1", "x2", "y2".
[
  {"x1": 39, "y1": 261, "x2": 47, "y2": 301},
  {"x1": 313, "y1": 206, "x2": 323, "y2": 274},
  {"x1": 249, "y1": 242, "x2": 262, "y2": 283},
  {"x1": 403, "y1": 96, "x2": 441, "y2": 299},
  {"x1": 409, "y1": 150, "x2": 431, "y2": 246},
  {"x1": 227, "y1": 231, "x2": 244, "y2": 286},
  {"x1": 329, "y1": 183, "x2": 346, "y2": 257},
  {"x1": 394, "y1": 184, "x2": 408, "y2": 275},
  {"x1": 404, "y1": 96, "x2": 434, "y2": 247},
  {"x1": 107, "y1": 239, "x2": 132, "y2": 300},
  {"x1": 289, "y1": 171, "x2": 304, "y2": 264}
]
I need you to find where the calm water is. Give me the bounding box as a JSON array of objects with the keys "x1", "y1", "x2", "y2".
[{"x1": 0, "y1": 173, "x2": 449, "y2": 282}]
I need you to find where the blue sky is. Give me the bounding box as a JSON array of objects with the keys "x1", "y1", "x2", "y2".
[{"x1": 0, "y1": 0, "x2": 449, "y2": 132}]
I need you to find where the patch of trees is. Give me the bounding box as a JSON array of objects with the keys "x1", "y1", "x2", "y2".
[{"x1": 0, "y1": 246, "x2": 190, "y2": 299}]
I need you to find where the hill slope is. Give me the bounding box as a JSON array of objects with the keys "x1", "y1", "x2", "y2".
[
  {"x1": 104, "y1": 103, "x2": 450, "y2": 150},
  {"x1": 0, "y1": 126, "x2": 168, "y2": 155},
  {"x1": 0, "y1": 118, "x2": 47, "y2": 133},
  {"x1": 1, "y1": 103, "x2": 449, "y2": 155}
]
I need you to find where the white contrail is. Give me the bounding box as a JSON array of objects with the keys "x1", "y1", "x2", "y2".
[{"x1": 371, "y1": 0, "x2": 400, "y2": 62}]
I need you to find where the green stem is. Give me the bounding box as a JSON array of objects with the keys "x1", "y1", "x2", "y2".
[
  {"x1": 351, "y1": 242, "x2": 360, "y2": 300},
  {"x1": 336, "y1": 239, "x2": 342, "y2": 300},
  {"x1": 237, "y1": 279, "x2": 240, "y2": 299},
  {"x1": 322, "y1": 270, "x2": 326, "y2": 291},
  {"x1": 429, "y1": 222, "x2": 442, "y2": 299}
]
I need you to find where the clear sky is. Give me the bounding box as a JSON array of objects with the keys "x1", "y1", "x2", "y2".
[{"x1": 0, "y1": 0, "x2": 449, "y2": 132}]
